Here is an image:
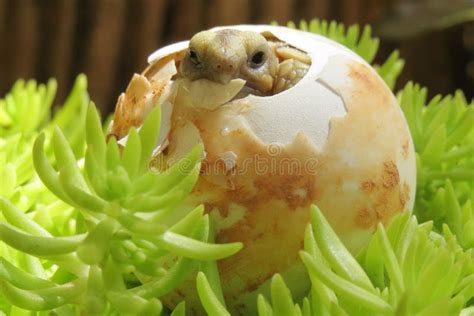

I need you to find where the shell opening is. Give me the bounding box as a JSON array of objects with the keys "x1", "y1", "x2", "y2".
[{"x1": 146, "y1": 29, "x2": 313, "y2": 107}]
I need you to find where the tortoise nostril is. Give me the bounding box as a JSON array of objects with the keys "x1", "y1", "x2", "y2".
[{"x1": 214, "y1": 62, "x2": 236, "y2": 74}]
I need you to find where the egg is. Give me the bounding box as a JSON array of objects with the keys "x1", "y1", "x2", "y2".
[{"x1": 111, "y1": 25, "x2": 416, "y2": 314}]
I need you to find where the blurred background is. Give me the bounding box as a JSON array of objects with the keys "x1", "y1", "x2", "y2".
[{"x1": 0, "y1": 0, "x2": 472, "y2": 114}]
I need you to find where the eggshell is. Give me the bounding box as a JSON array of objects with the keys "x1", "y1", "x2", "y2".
[
  {"x1": 175, "y1": 78, "x2": 246, "y2": 110},
  {"x1": 122, "y1": 24, "x2": 417, "y2": 315}
]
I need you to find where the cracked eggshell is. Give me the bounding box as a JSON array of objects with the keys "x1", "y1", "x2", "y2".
[
  {"x1": 175, "y1": 78, "x2": 246, "y2": 110},
  {"x1": 110, "y1": 59, "x2": 177, "y2": 144},
  {"x1": 145, "y1": 25, "x2": 416, "y2": 315}
]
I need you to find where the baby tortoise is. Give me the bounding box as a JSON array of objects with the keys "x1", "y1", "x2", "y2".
[
  {"x1": 109, "y1": 29, "x2": 311, "y2": 139},
  {"x1": 180, "y1": 29, "x2": 311, "y2": 95}
]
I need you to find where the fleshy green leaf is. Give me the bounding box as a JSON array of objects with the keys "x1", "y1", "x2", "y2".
[{"x1": 196, "y1": 272, "x2": 230, "y2": 316}]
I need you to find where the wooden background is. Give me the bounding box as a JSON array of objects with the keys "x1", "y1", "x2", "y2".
[{"x1": 0, "y1": 0, "x2": 472, "y2": 114}]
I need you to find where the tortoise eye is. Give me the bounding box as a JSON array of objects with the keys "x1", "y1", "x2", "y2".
[
  {"x1": 249, "y1": 51, "x2": 265, "y2": 68},
  {"x1": 188, "y1": 49, "x2": 200, "y2": 65}
]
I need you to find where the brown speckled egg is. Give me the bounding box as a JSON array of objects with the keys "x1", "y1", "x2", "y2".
[{"x1": 111, "y1": 25, "x2": 416, "y2": 315}]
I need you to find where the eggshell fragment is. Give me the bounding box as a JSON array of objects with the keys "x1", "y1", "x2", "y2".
[
  {"x1": 164, "y1": 120, "x2": 203, "y2": 165},
  {"x1": 109, "y1": 74, "x2": 152, "y2": 139},
  {"x1": 110, "y1": 59, "x2": 177, "y2": 150},
  {"x1": 175, "y1": 78, "x2": 246, "y2": 110}
]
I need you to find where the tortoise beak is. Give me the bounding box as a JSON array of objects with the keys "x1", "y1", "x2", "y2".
[
  {"x1": 210, "y1": 72, "x2": 236, "y2": 85},
  {"x1": 205, "y1": 57, "x2": 240, "y2": 84}
]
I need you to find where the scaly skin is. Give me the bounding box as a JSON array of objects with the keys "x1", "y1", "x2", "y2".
[{"x1": 180, "y1": 29, "x2": 310, "y2": 95}]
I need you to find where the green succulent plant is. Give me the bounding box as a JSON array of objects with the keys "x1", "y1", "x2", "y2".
[
  {"x1": 398, "y1": 83, "x2": 474, "y2": 249},
  {"x1": 0, "y1": 19, "x2": 472, "y2": 315}
]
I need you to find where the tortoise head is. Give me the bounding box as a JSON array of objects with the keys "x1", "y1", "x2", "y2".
[{"x1": 180, "y1": 29, "x2": 278, "y2": 93}]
